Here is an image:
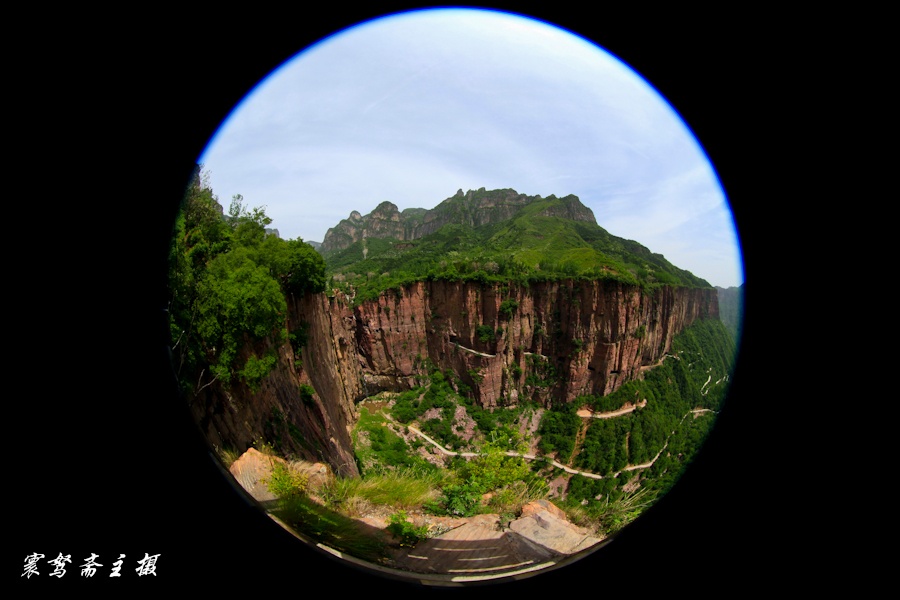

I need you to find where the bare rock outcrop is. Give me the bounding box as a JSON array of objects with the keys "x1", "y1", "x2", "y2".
[
  {"x1": 189, "y1": 294, "x2": 361, "y2": 478},
  {"x1": 508, "y1": 499, "x2": 602, "y2": 555},
  {"x1": 228, "y1": 447, "x2": 283, "y2": 504},
  {"x1": 227, "y1": 447, "x2": 333, "y2": 505},
  {"x1": 384, "y1": 504, "x2": 601, "y2": 576}
]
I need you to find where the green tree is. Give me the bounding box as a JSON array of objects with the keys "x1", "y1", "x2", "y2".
[
  {"x1": 282, "y1": 238, "x2": 327, "y2": 296},
  {"x1": 228, "y1": 193, "x2": 272, "y2": 248},
  {"x1": 194, "y1": 247, "x2": 287, "y2": 384},
  {"x1": 168, "y1": 167, "x2": 233, "y2": 383},
  {"x1": 168, "y1": 167, "x2": 329, "y2": 394}
]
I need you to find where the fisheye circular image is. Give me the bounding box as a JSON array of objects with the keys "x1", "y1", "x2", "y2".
[{"x1": 166, "y1": 7, "x2": 744, "y2": 586}]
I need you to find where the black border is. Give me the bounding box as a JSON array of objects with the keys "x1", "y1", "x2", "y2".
[{"x1": 13, "y1": 3, "x2": 775, "y2": 592}]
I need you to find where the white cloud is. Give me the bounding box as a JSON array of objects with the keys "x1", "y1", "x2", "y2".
[{"x1": 198, "y1": 8, "x2": 743, "y2": 288}]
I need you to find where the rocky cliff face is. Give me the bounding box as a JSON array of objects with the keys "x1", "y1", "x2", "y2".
[
  {"x1": 320, "y1": 188, "x2": 596, "y2": 253},
  {"x1": 191, "y1": 279, "x2": 717, "y2": 477},
  {"x1": 188, "y1": 297, "x2": 361, "y2": 478},
  {"x1": 316, "y1": 279, "x2": 717, "y2": 408},
  {"x1": 716, "y1": 284, "x2": 743, "y2": 341}
]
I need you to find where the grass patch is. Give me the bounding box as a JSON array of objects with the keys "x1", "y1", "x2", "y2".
[
  {"x1": 559, "y1": 487, "x2": 654, "y2": 537},
  {"x1": 265, "y1": 463, "x2": 444, "y2": 561},
  {"x1": 320, "y1": 467, "x2": 445, "y2": 512},
  {"x1": 215, "y1": 445, "x2": 241, "y2": 468},
  {"x1": 264, "y1": 460, "x2": 309, "y2": 498},
  {"x1": 269, "y1": 494, "x2": 390, "y2": 563}
]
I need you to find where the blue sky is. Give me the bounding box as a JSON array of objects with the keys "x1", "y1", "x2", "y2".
[{"x1": 198, "y1": 8, "x2": 744, "y2": 288}]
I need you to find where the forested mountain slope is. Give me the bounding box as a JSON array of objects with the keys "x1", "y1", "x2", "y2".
[{"x1": 321, "y1": 188, "x2": 711, "y2": 305}]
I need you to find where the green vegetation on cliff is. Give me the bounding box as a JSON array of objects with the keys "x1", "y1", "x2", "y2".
[
  {"x1": 167, "y1": 166, "x2": 326, "y2": 395},
  {"x1": 323, "y1": 190, "x2": 710, "y2": 304},
  {"x1": 588, "y1": 324, "x2": 735, "y2": 483},
  {"x1": 304, "y1": 317, "x2": 737, "y2": 541}
]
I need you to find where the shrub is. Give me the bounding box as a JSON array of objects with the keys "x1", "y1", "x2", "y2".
[
  {"x1": 431, "y1": 482, "x2": 483, "y2": 517},
  {"x1": 387, "y1": 510, "x2": 430, "y2": 547},
  {"x1": 391, "y1": 398, "x2": 417, "y2": 423},
  {"x1": 499, "y1": 298, "x2": 519, "y2": 318},
  {"x1": 289, "y1": 322, "x2": 309, "y2": 351},
  {"x1": 298, "y1": 383, "x2": 316, "y2": 405},
  {"x1": 265, "y1": 461, "x2": 309, "y2": 498},
  {"x1": 476, "y1": 324, "x2": 495, "y2": 343},
  {"x1": 510, "y1": 363, "x2": 522, "y2": 380},
  {"x1": 239, "y1": 352, "x2": 277, "y2": 392}
]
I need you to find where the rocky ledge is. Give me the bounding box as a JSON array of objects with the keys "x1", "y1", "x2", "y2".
[{"x1": 226, "y1": 448, "x2": 604, "y2": 580}]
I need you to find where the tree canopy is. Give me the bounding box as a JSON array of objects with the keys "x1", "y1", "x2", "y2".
[{"x1": 167, "y1": 165, "x2": 326, "y2": 394}]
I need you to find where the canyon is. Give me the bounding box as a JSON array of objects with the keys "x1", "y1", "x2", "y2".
[{"x1": 189, "y1": 277, "x2": 718, "y2": 480}]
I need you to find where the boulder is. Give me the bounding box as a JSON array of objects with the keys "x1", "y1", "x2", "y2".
[
  {"x1": 228, "y1": 447, "x2": 284, "y2": 503},
  {"x1": 227, "y1": 448, "x2": 332, "y2": 504},
  {"x1": 508, "y1": 499, "x2": 602, "y2": 555}
]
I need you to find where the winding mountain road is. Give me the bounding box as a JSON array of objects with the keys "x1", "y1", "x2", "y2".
[
  {"x1": 406, "y1": 424, "x2": 605, "y2": 479},
  {"x1": 576, "y1": 400, "x2": 647, "y2": 420},
  {"x1": 392, "y1": 400, "x2": 714, "y2": 480}
]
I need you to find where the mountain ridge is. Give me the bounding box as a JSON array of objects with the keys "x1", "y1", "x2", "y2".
[
  {"x1": 320, "y1": 188, "x2": 597, "y2": 254},
  {"x1": 320, "y1": 187, "x2": 710, "y2": 301}
]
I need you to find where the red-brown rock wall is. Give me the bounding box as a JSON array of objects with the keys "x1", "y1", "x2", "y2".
[
  {"x1": 187, "y1": 292, "x2": 363, "y2": 479},
  {"x1": 316, "y1": 280, "x2": 718, "y2": 410}
]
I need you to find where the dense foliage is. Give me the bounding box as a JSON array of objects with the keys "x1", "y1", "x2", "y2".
[
  {"x1": 263, "y1": 316, "x2": 734, "y2": 559},
  {"x1": 428, "y1": 443, "x2": 545, "y2": 518},
  {"x1": 388, "y1": 370, "x2": 534, "y2": 453},
  {"x1": 536, "y1": 403, "x2": 581, "y2": 461},
  {"x1": 167, "y1": 166, "x2": 326, "y2": 395},
  {"x1": 345, "y1": 318, "x2": 733, "y2": 531},
  {"x1": 557, "y1": 319, "x2": 735, "y2": 508},
  {"x1": 352, "y1": 404, "x2": 440, "y2": 476}
]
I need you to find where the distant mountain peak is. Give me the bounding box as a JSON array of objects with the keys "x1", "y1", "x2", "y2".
[{"x1": 320, "y1": 188, "x2": 596, "y2": 253}]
